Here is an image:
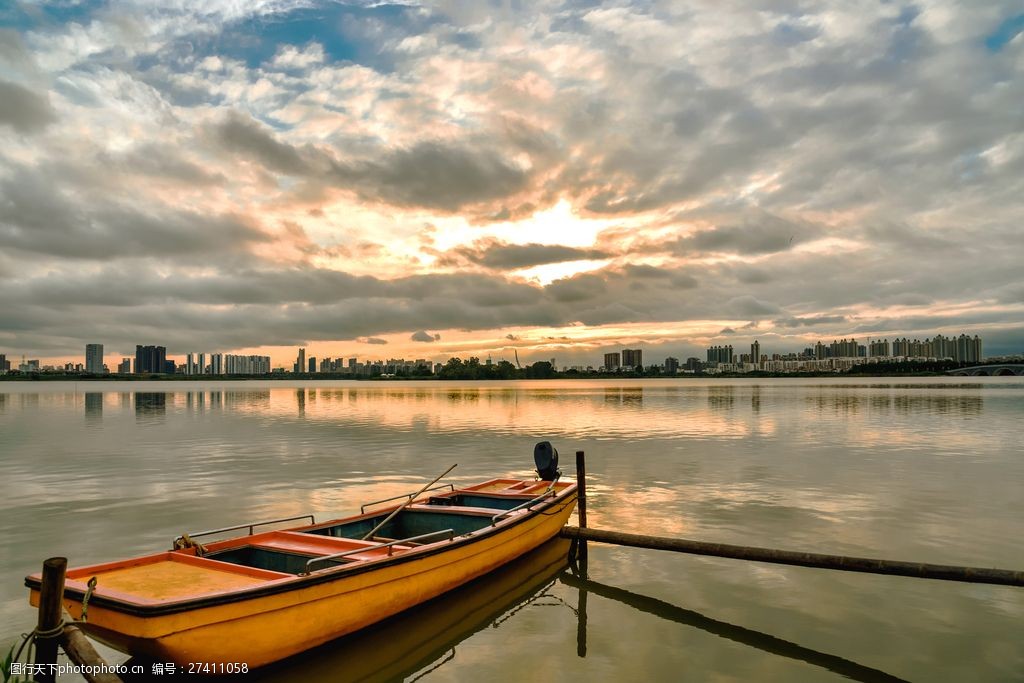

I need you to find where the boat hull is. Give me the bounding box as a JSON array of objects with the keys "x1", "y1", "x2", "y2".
[{"x1": 30, "y1": 490, "x2": 576, "y2": 668}]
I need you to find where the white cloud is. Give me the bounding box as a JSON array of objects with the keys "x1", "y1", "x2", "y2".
[{"x1": 271, "y1": 43, "x2": 326, "y2": 70}]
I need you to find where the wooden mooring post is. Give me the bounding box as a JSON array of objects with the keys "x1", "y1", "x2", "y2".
[
  {"x1": 571, "y1": 450, "x2": 589, "y2": 658},
  {"x1": 574, "y1": 450, "x2": 587, "y2": 530},
  {"x1": 559, "y1": 527, "x2": 1024, "y2": 587},
  {"x1": 30, "y1": 557, "x2": 124, "y2": 683},
  {"x1": 34, "y1": 557, "x2": 66, "y2": 683},
  {"x1": 573, "y1": 450, "x2": 588, "y2": 567}
]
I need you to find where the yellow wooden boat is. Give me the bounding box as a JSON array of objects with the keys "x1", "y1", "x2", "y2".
[{"x1": 26, "y1": 472, "x2": 577, "y2": 670}]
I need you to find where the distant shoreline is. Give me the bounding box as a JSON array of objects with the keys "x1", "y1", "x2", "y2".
[{"x1": 0, "y1": 371, "x2": 984, "y2": 382}]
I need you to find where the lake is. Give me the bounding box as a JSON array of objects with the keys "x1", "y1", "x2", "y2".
[{"x1": 2, "y1": 378, "x2": 1022, "y2": 681}]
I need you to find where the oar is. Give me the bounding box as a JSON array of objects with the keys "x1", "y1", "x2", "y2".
[{"x1": 361, "y1": 463, "x2": 458, "y2": 541}]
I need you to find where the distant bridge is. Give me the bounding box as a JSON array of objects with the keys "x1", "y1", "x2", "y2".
[{"x1": 947, "y1": 364, "x2": 1024, "y2": 376}]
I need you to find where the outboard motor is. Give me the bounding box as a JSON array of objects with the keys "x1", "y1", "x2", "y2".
[{"x1": 534, "y1": 441, "x2": 560, "y2": 481}]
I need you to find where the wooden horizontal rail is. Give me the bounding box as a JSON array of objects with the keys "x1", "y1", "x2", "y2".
[
  {"x1": 61, "y1": 624, "x2": 123, "y2": 683},
  {"x1": 560, "y1": 527, "x2": 1024, "y2": 587}
]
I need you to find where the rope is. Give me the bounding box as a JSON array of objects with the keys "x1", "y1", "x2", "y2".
[
  {"x1": 13, "y1": 630, "x2": 36, "y2": 665},
  {"x1": 33, "y1": 622, "x2": 68, "y2": 639},
  {"x1": 10, "y1": 576, "x2": 100, "y2": 673},
  {"x1": 11, "y1": 619, "x2": 70, "y2": 673},
  {"x1": 174, "y1": 533, "x2": 209, "y2": 556},
  {"x1": 80, "y1": 576, "x2": 97, "y2": 623}
]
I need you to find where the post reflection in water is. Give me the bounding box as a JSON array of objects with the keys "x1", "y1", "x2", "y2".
[{"x1": 560, "y1": 570, "x2": 910, "y2": 683}]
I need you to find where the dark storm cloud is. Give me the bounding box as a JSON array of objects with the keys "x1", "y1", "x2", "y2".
[
  {"x1": 847, "y1": 310, "x2": 1024, "y2": 335},
  {"x1": 332, "y1": 142, "x2": 531, "y2": 212},
  {"x1": 774, "y1": 315, "x2": 850, "y2": 328},
  {"x1": 0, "y1": 166, "x2": 268, "y2": 260},
  {"x1": 0, "y1": 80, "x2": 57, "y2": 134},
  {"x1": 213, "y1": 112, "x2": 311, "y2": 176},
  {"x1": 0, "y1": 258, "x2": 716, "y2": 354},
  {"x1": 7, "y1": 266, "x2": 547, "y2": 308},
  {"x1": 0, "y1": 30, "x2": 33, "y2": 68},
  {"x1": 666, "y1": 214, "x2": 815, "y2": 256},
  {"x1": 410, "y1": 330, "x2": 440, "y2": 342},
  {"x1": 620, "y1": 264, "x2": 672, "y2": 278},
  {"x1": 99, "y1": 145, "x2": 226, "y2": 186},
  {"x1": 545, "y1": 273, "x2": 607, "y2": 302},
  {"x1": 212, "y1": 112, "x2": 531, "y2": 211},
  {"x1": 602, "y1": 264, "x2": 699, "y2": 289},
  {"x1": 726, "y1": 295, "x2": 782, "y2": 317},
  {"x1": 445, "y1": 239, "x2": 611, "y2": 269}
]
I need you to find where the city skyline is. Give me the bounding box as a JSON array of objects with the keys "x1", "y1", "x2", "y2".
[
  {"x1": 0, "y1": 328, "x2": 1009, "y2": 377},
  {"x1": 2, "y1": 3, "x2": 1023, "y2": 366}
]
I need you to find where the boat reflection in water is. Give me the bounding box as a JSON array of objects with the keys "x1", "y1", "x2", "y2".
[
  {"x1": 120, "y1": 535, "x2": 910, "y2": 683},
  {"x1": 246, "y1": 538, "x2": 572, "y2": 682}
]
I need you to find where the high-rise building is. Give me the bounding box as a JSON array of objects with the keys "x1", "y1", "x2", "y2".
[
  {"x1": 868, "y1": 339, "x2": 891, "y2": 357},
  {"x1": 931, "y1": 334, "x2": 952, "y2": 359},
  {"x1": 0, "y1": 354, "x2": 7, "y2": 374},
  {"x1": 705, "y1": 345, "x2": 734, "y2": 364},
  {"x1": 210, "y1": 353, "x2": 223, "y2": 375},
  {"x1": 85, "y1": 344, "x2": 104, "y2": 374},
  {"x1": 750, "y1": 341, "x2": 761, "y2": 368},
  {"x1": 829, "y1": 339, "x2": 859, "y2": 358},
  {"x1": 622, "y1": 349, "x2": 642, "y2": 369},
  {"x1": 685, "y1": 357, "x2": 702, "y2": 372},
  {"x1": 308, "y1": 357, "x2": 317, "y2": 373},
  {"x1": 664, "y1": 357, "x2": 679, "y2": 374},
  {"x1": 604, "y1": 352, "x2": 621, "y2": 370},
  {"x1": 224, "y1": 354, "x2": 271, "y2": 374},
  {"x1": 197, "y1": 353, "x2": 206, "y2": 375},
  {"x1": 134, "y1": 345, "x2": 167, "y2": 374},
  {"x1": 955, "y1": 334, "x2": 983, "y2": 363},
  {"x1": 295, "y1": 348, "x2": 306, "y2": 374},
  {"x1": 117, "y1": 358, "x2": 131, "y2": 374}
]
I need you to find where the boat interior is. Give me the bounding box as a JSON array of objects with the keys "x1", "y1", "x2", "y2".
[{"x1": 55, "y1": 479, "x2": 575, "y2": 607}]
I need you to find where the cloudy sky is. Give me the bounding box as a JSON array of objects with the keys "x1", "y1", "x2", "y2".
[{"x1": 2, "y1": 0, "x2": 1023, "y2": 368}]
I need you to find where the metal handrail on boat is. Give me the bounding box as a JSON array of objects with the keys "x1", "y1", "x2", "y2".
[
  {"x1": 174, "y1": 514, "x2": 317, "y2": 545},
  {"x1": 490, "y1": 489, "x2": 557, "y2": 526},
  {"x1": 360, "y1": 484, "x2": 456, "y2": 513},
  {"x1": 301, "y1": 529, "x2": 456, "y2": 574}
]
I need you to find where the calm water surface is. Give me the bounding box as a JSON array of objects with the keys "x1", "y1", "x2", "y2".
[{"x1": 1, "y1": 378, "x2": 1022, "y2": 682}]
